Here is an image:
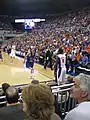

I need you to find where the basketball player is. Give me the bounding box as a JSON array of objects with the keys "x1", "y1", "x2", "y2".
[
  {"x1": 24, "y1": 49, "x2": 35, "y2": 79},
  {"x1": 56, "y1": 48, "x2": 66, "y2": 85},
  {"x1": 7, "y1": 46, "x2": 11, "y2": 55},
  {"x1": 10, "y1": 45, "x2": 16, "y2": 62}
]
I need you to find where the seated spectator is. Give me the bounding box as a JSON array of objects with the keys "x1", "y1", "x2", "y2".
[
  {"x1": 2, "y1": 83, "x2": 10, "y2": 94},
  {"x1": 0, "y1": 86, "x2": 25, "y2": 120},
  {"x1": 81, "y1": 54, "x2": 88, "y2": 66},
  {"x1": 67, "y1": 75, "x2": 73, "y2": 84},
  {"x1": 76, "y1": 52, "x2": 82, "y2": 62},
  {"x1": 64, "y1": 73, "x2": 90, "y2": 120},
  {"x1": 0, "y1": 83, "x2": 11, "y2": 107},
  {"x1": 0, "y1": 83, "x2": 10, "y2": 96},
  {"x1": 22, "y1": 84, "x2": 61, "y2": 120}
]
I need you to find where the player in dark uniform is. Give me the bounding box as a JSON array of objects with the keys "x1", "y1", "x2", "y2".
[
  {"x1": 7, "y1": 46, "x2": 11, "y2": 55},
  {"x1": 24, "y1": 49, "x2": 35, "y2": 79},
  {"x1": 0, "y1": 50, "x2": 3, "y2": 62},
  {"x1": 0, "y1": 44, "x2": 3, "y2": 61}
]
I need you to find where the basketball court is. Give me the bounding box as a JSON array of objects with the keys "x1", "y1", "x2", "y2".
[{"x1": 0, "y1": 52, "x2": 54, "y2": 87}]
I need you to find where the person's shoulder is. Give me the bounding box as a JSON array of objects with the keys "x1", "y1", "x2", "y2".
[
  {"x1": 65, "y1": 102, "x2": 90, "y2": 120},
  {"x1": 64, "y1": 107, "x2": 77, "y2": 120},
  {"x1": 57, "y1": 54, "x2": 61, "y2": 57},
  {"x1": 0, "y1": 104, "x2": 24, "y2": 120},
  {"x1": 78, "y1": 102, "x2": 90, "y2": 109},
  {"x1": 0, "y1": 103, "x2": 23, "y2": 113},
  {"x1": 58, "y1": 53, "x2": 65, "y2": 56}
]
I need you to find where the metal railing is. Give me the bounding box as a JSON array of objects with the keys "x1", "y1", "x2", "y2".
[
  {"x1": 51, "y1": 83, "x2": 76, "y2": 116},
  {"x1": 0, "y1": 83, "x2": 76, "y2": 117}
]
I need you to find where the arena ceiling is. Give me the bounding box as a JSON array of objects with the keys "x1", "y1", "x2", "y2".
[{"x1": 0, "y1": 0, "x2": 90, "y2": 16}]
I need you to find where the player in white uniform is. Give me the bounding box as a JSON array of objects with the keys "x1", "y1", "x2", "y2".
[
  {"x1": 56, "y1": 48, "x2": 66, "y2": 85},
  {"x1": 10, "y1": 45, "x2": 16, "y2": 62}
]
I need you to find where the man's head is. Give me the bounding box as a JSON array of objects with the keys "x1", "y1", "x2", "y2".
[
  {"x1": 22, "y1": 84, "x2": 54, "y2": 120},
  {"x1": 5, "y1": 87, "x2": 19, "y2": 104},
  {"x1": 2, "y1": 83, "x2": 10, "y2": 93},
  {"x1": 71, "y1": 73, "x2": 90, "y2": 103}
]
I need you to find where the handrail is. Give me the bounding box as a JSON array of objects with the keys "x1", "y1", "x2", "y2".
[
  {"x1": 0, "y1": 96, "x2": 6, "y2": 99},
  {"x1": 0, "y1": 101, "x2": 6, "y2": 105},
  {"x1": 51, "y1": 83, "x2": 74, "y2": 89},
  {"x1": 52, "y1": 88, "x2": 71, "y2": 94},
  {"x1": 0, "y1": 80, "x2": 55, "y2": 90}
]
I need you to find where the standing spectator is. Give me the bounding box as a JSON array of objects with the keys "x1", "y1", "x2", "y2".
[{"x1": 44, "y1": 47, "x2": 53, "y2": 70}]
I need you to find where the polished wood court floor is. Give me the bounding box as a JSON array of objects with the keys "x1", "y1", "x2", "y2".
[{"x1": 0, "y1": 53, "x2": 54, "y2": 87}]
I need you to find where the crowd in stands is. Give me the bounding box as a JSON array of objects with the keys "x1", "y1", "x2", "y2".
[
  {"x1": 4, "y1": 8, "x2": 90, "y2": 75},
  {"x1": 0, "y1": 7, "x2": 90, "y2": 120}
]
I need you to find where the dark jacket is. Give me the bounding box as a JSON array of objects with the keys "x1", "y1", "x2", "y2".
[{"x1": 0, "y1": 103, "x2": 25, "y2": 120}]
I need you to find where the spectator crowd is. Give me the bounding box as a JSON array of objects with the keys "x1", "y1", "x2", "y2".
[
  {"x1": 0, "y1": 6, "x2": 90, "y2": 120},
  {"x1": 4, "y1": 8, "x2": 89, "y2": 75}
]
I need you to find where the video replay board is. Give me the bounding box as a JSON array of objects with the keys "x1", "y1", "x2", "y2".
[{"x1": 15, "y1": 19, "x2": 45, "y2": 30}]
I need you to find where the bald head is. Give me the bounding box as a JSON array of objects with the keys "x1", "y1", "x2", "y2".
[{"x1": 6, "y1": 87, "x2": 19, "y2": 104}]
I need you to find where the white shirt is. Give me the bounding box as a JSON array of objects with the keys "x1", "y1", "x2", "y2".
[
  {"x1": 57, "y1": 53, "x2": 66, "y2": 68},
  {"x1": 64, "y1": 102, "x2": 90, "y2": 120}
]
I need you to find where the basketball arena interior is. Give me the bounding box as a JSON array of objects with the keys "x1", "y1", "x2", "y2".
[{"x1": 0, "y1": 0, "x2": 90, "y2": 120}]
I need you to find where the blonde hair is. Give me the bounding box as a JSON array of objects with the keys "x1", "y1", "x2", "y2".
[{"x1": 22, "y1": 84, "x2": 54, "y2": 120}]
